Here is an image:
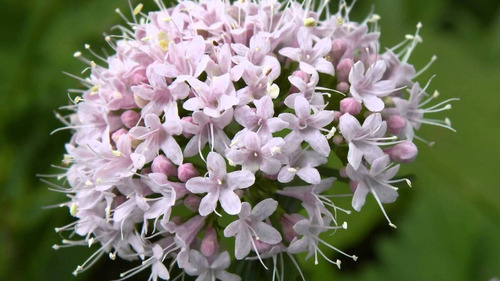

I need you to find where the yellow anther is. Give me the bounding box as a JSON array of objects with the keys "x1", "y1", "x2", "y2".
[
  {"x1": 73, "y1": 51, "x2": 82, "y2": 58},
  {"x1": 133, "y1": 3, "x2": 143, "y2": 16},
  {"x1": 90, "y1": 85, "x2": 99, "y2": 92},
  {"x1": 112, "y1": 150, "x2": 122, "y2": 157},
  {"x1": 162, "y1": 16, "x2": 172, "y2": 22},
  {"x1": 287, "y1": 167, "x2": 298, "y2": 173},
  {"x1": 96, "y1": 178, "x2": 102, "y2": 184},
  {"x1": 304, "y1": 17, "x2": 317, "y2": 27},
  {"x1": 337, "y1": 17, "x2": 343, "y2": 26},
  {"x1": 90, "y1": 61, "x2": 97, "y2": 68},
  {"x1": 217, "y1": 179, "x2": 223, "y2": 185},
  {"x1": 70, "y1": 203, "x2": 78, "y2": 216},
  {"x1": 141, "y1": 36, "x2": 153, "y2": 42}
]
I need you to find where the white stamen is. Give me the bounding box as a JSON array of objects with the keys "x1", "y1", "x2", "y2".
[
  {"x1": 405, "y1": 179, "x2": 412, "y2": 187},
  {"x1": 73, "y1": 51, "x2": 82, "y2": 58},
  {"x1": 326, "y1": 127, "x2": 336, "y2": 139}
]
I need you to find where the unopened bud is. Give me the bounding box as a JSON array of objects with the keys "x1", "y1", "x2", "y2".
[
  {"x1": 151, "y1": 155, "x2": 177, "y2": 176},
  {"x1": 384, "y1": 141, "x2": 418, "y2": 163},
  {"x1": 111, "y1": 128, "x2": 128, "y2": 144},
  {"x1": 184, "y1": 194, "x2": 201, "y2": 212},
  {"x1": 340, "y1": 98, "x2": 362, "y2": 115},
  {"x1": 331, "y1": 39, "x2": 346, "y2": 63},
  {"x1": 177, "y1": 163, "x2": 199, "y2": 182},
  {"x1": 200, "y1": 226, "x2": 219, "y2": 257},
  {"x1": 336, "y1": 82, "x2": 350, "y2": 93},
  {"x1": 281, "y1": 214, "x2": 303, "y2": 242},
  {"x1": 336, "y1": 58, "x2": 353, "y2": 82},
  {"x1": 387, "y1": 115, "x2": 406, "y2": 135},
  {"x1": 349, "y1": 181, "x2": 359, "y2": 193},
  {"x1": 120, "y1": 110, "x2": 140, "y2": 128}
]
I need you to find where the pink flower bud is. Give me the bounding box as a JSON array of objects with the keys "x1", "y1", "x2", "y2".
[
  {"x1": 177, "y1": 163, "x2": 200, "y2": 182},
  {"x1": 385, "y1": 141, "x2": 418, "y2": 163},
  {"x1": 120, "y1": 110, "x2": 140, "y2": 128},
  {"x1": 201, "y1": 226, "x2": 219, "y2": 258},
  {"x1": 339, "y1": 167, "x2": 347, "y2": 178},
  {"x1": 131, "y1": 70, "x2": 147, "y2": 85},
  {"x1": 281, "y1": 214, "x2": 303, "y2": 243},
  {"x1": 333, "y1": 111, "x2": 342, "y2": 122},
  {"x1": 340, "y1": 97, "x2": 362, "y2": 115},
  {"x1": 336, "y1": 82, "x2": 350, "y2": 93},
  {"x1": 292, "y1": 70, "x2": 309, "y2": 83},
  {"x1": 387, "y1": 115, "x2": 406, "y2": 135},
  {"x1": 253, "y1": 239, "x2": 272, "y2": 252},
  {"x1": 181, "y1": 117, "x2": 194, "y2": 138},
  {"x1": 349, "y1": 181, "x2": 358, "y2": 193},
  {"x1": 111, "y1": 128, "x2": 128, "y2": 144},
  {"x1": 331, "y1": 39, "x2": 346, "y2": 63},
  {"x1": 332, "y1": 135, "x2": 344, "y2": 145},
  {"x1": 151, "y1": 155, "x2": 177, "y2": 177},
  {"x1": 336, "y1": 58, "x2": 353, "y2": 82},
  {"x1": 289, "y1": 70, "x2": 310, "y2": 94},
  {"x1": 184, "y1": 194, "x2": 201, "y2": 212},
  {"x1": 140, "y1": 167, "x2": 152, "y2": 175}
]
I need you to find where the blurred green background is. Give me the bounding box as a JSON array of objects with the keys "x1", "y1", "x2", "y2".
[{"x1": 1, "y1": 0, "x2": 499, "y2": 280}]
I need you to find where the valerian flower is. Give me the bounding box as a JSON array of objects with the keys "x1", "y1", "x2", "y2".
[
  {"x1": 224, "y1": 199, "x2": 282, "y2": 260},
  {"x1": 186, "y1": 152, "x2": 255, "y2": 216},
  {"x1": 49, "y1": 1, "x2": 455, "y2": 280},
  {"x1": 348, "y1": 60, "x2": 396, "y2": 112}
]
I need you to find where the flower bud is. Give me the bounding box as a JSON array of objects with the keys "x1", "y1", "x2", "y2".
[
  {"x1": 253, "y1": 239, "x2": 272, "y2": 252},
  {"x1": 120, "y1": 110, "x2": 140, "y2": 128},
  {"x1": 336, "y1": 82, "x2": 350, "y2": 93},
  {"x1": 336, "y1": 58, "x2": 353, "y2": 82},
  {"x1": 131, "y1": 70, "x2": 147, "y2": 85},
  {"x1": 181, "y1": 117, "x2": 194, "y2": 138},
  {"x1": 349, "y1": 181, "x2": 358, "y2": 193},
  {"x1": 184, "y1": 194, "x2": 201, "y2": 212},
  {"x1": 289, "y1": 70, "x2": 309, "y2": 94},
  {"x1": 177, "y1": 163, "x2": 200, "y2": 182},
  {"x1": 339, "y1": 167, "x2": 347, "y2": 178},
  {"x1": 201, "y1": 226, "x2": 219, "y2": 258},
  {"x1": 111, "y1": 128, "x2": 128, "y2": 144},
  {"x1": 387, "y1": 114, "x2": 406, "y2": 135},
  {"x1": 331, "y1": 39, "x2": 346, "y2": 63},
  {"x1": 333, "y1": 111, "x2": 342, "y2": 122},
  {"x1": 281, "y1": 214, "x2": 303, "y2": 242},
  {"x1": 340, "y1": 97, "x2": 362, "y2": 115},
  {"x1": 292, "y1": 70, "x2": 309, "y2": 83},
  {"x1": 151, "y1": 155, "x2": 177, "y2": 177},
  {"x1": 385, "y1": 141, "x2": 418, "y2": 163}
]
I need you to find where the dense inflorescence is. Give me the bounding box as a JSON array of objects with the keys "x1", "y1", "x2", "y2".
[{"x1": 49, "y1": 0, "x2": 457, "y2": 280}]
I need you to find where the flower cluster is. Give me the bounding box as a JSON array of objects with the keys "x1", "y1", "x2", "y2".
[{"x1": 49, "y1": 0, "x2": 457, "y2": 280}]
